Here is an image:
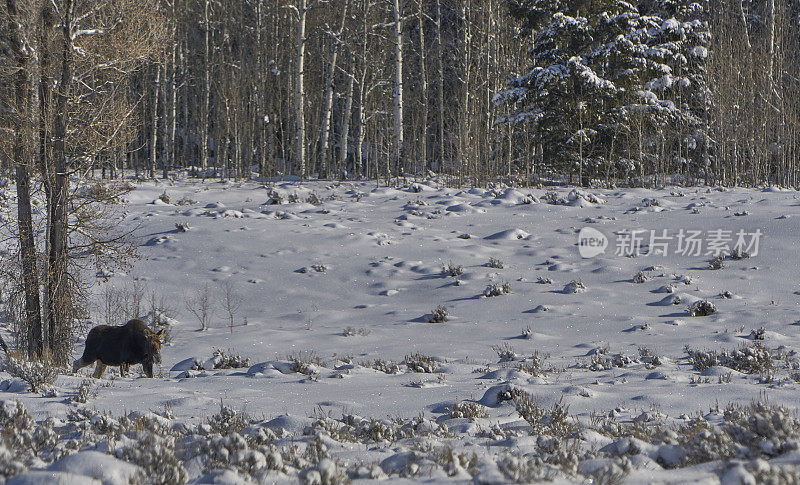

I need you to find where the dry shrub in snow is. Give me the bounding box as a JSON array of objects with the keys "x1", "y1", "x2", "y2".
[
  {"x1": 484, "y1": 282, "x2": 511, "y2": 297},
  {"x1": 688, "y1": 299, "x2": 716, "y2": 316},
  {"x1": 2, "y1": 355, "x2": 58, "y2": 393},
  {"x1": 448, "y1": 401, "x2": 488, "y2": 419},
  {"x1": 266, "y1": 189, "x2": 285, "y2": 205},
  {"x1": 679, "y1": 400, "x2": 800, "y2": 465},
  {"x1": 71, "y1": 380, "x2": 95, "y2": 404},
  {"x1": 512, "y1": 389, "x2": 573, "y2": 437},
  {"x1": 685, "y1": 342, "x2": 774, "y2": 374},
  {"x1": 633, "y1": 271, "x2": 649, "y2": 283},
  {"x1": 289, "y1": 352, "x2": 322, "y2": 379},
  {"x1": 115, "y1": 431, "x2": 186, "y2": 484},
  {"x1": 175, "y1": 195, "x2": 197, "y2": 205},
  {"x1": 563, "y1": 280, "x2": 586, "y2": 294},
  {"x1": 728, "y1": 248, "x2": 750, "y2": 260},
  {"x1": 404, "y1": 353, "x2": 439, "y2": 373},
  {"x1": 583, "y1": 352, "x2": 633, "y2": 371},
  {"x1": 442, "y1": 261, "x2": 463, "y2": 277},
  {"x1": 306, "y1": 192, "x2": 322, "y2": 205},
  {"x1": 192, "y1": 349, "x2": 250, "y2": 370},
  {"x1": 342, "y1": 326, "x2": 370, "y2": 337},
  {"x1": 708, "y1": 255, "x2": 725, "y2": 269},
  {"x1": 299, "y1": 457, "x2": 349, "y2": 485},
  {"x1": 749, "y1": 327, "x2": 766, "y2": 340},
  {"x1": 362, "y1": 359, "x2": 400, "y2": 374},
  {"x1": 515, "y1": 351, "x2": 552, "y2": 376},
  {"x1": 428, "y1": 305, "x2": 449, "y2": 323},
  {"x1": 492, "y1": 343, "x2": 517, "y2": 362},
  {"x1": 486, "y1": 257, "x2": 504, "y2": 269}
]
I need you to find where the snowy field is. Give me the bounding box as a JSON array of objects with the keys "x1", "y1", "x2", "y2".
[{"x1": 5, "y1": 176, "x2": 800, "y2": 483}]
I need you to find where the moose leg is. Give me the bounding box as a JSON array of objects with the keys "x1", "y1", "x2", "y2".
[{"x1": 92, "y1": 362, "x2": 107, "y2": 379}]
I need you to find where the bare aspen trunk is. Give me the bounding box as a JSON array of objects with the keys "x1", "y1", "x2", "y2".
[
  {"x1": 166, "y1": 4, "x2": 177, "y2": 179},
  {"x1": 318, "y1": 0, "x2": 350, "y2": 179},
  {"x1": 181, "y1": 42, "x2": 189, "y2": 171},
  {"x1": 149, "y1": 63, "x2": 161, "y2": 178},
  {"x1": 392, "y1": 0, "x2": 405, "y2": 174},
  {"x1": 417, "y1": 0, "x2": 429, "y2": 173},
  {"x1": 296, "y1": 0, "x2": 308, "y2": 178},
  {"x1": 354, "y1": 78, "x2": 365, "y2": 179},
  {"x1": 47, "y1": 0, "x2": 75, "y2": 363},
  {"x1": 435, "y1": 0, "x2": 444, "y2": 173},
  {"x1": 7, "y1": 0, "x2": 44, "y2": 358},
  {"x1": 339, "y1": 72, "x2": 355, "y2": 177},
  {"x1": 201, "y1": 0, "x2": 211, "y2": 174},
  {"x1": 38, "y1": 3, "x2": 54, "y2": 194}
]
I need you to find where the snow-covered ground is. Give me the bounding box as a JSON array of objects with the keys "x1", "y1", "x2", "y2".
[{"x1": 4, "y1": 176, "x2": 800, "y2": 483}]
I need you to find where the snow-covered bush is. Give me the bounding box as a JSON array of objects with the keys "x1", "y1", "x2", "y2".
[
  {"x1": 363, "y1": 359, "x2": 400, "y2": 375},
  {"x1": 486, "y1": 257, "x2": 504, "y2": 269},
  {"x1": 515, "y1": 351, "x2": 552, "y2": 376},
  {"x1": 728, "y1": 248, "x2": 750, "y2": 260},
  {"x1": 749, "y1": 327, "x2": 766, "y2": 340},
  {"x1": 71, "y1": 380, "x2": 95, "y2": 404},
  {"x1": 685, "y1": 343, "x2": 774, "y2": 374},
  {"x1": 542, "y1": 191, "x2": 564, "y2": 205},
  {"x1": 708, "y1": 255, "x2": 725, "y2": 270},
  {"x1": 428, "y1": 305, "x2": 449, "y2": 323},
  {"x1": 512, "y1": 390, "x2": 573, "y2": 437},
  {"x1": 633, "y1": 271, "x2": 648, "y2": 283},
  {"x1": 492, "y1": 343, "x2": 517, "y2": 362},
  {"x1": 638, "y1": 347, "x2": 662, "y2": 367},
  {"x1": 2, "y1": 355, "x2": 58, "y2": 393},
  {"x1": 342, "y1": 326, "x2": 370, "y2": 337},
  {"x1": 306, "y1": 192, "x2": 322, "y2": 205},
  {"x1": 192, "y1": 349, "x2": 250, "y2": 370},
  {"x1": 563, "y1": 280, "x2": 587, "y2": 294},
  {"x1": 175, "y1": 195, "x2": 197, "y2": 205},
  {"x1": 448, "y1": 401, "x2": 488, "y2": 419},
  {"x1": 289, "y1": 352, "x2": 322, "y2": 379},
  {"x1": 583, "y1": 352, "x2": 633, "y2": 371},
  {"x1": 404, "y1": 353, "x2": 439, "y2": 373},
  {"x1": 484, "y1": 282, "x2": 511, "y2": 297},
  {"x1": 300, "y1": 457, "x2": 349, "y2": 485},
  {"x1": 680, "y1": 400, "x2": 800, "y2": 465},
  {"x1": 688, "y1": 299, "x2": 716, "y2": 316},
  {"x1": 115, "y1": 432, "x2": 186, "y2": 485},
  {"x1": 442, "y1": 261, "x2": 463, "y2": 277},
  {"x1": 266, "y1": 189, "x2": 285, "y2": 205},
  {"x1": 205, "y1": 405, "x2": 251, "y2": 436}
]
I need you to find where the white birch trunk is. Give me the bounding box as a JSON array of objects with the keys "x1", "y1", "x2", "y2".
[
  {"x1": 392, "y1": 0, "x2": 405, "y2": 173},
  {"x1": 296, "y1": 0, "x2": 308, "y2": 178}
]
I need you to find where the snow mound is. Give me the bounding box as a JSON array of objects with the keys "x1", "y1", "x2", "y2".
[
  {"x1": 494, "y1": 188, "x2": 535, "y2": 205},
  {"x1": 445, "y1": 203, "x2": 484, "y2": 214},
  {"x1": 46, "y1": 451, "x2": 141, "y2": 485},
  {"x1": 567, "y1": 189, "x2": 604, "y2": 206},
  {"x1": 650, "y1": 293, "x2": 701, "y2": 307},
  {"x1": 7, "y1": 472, "x2": 101, "y2": 485},
  {"x1": 484, "y1": 228, "x2": 531, "y2": 240}
]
